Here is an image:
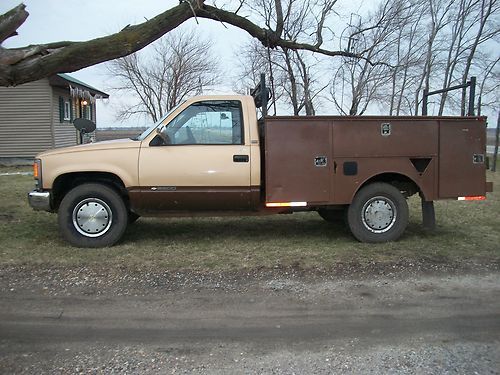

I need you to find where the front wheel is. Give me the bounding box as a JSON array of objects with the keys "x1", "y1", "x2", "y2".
[
  {"x1": 58, "y1": 183, "x2": 128, "y2": 248},
  {"x1": 347, "y1": 183, "x2": 408, "y2": 243}
]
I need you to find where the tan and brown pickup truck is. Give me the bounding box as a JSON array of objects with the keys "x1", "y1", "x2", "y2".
[{"x1": 28, "y1": 91, "x2": 493, "y2": 247}]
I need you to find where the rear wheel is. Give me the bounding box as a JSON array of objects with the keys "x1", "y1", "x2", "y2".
[
  {"x1": 347, "y1": 182, "x2": 408, "y2": 243},
  {"x1": 58, "y1": 183, "x2": 128, "y2": 248}
]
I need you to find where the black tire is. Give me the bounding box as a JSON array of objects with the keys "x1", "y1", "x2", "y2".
[
  {"x1": 128, "y1": 212, "x2": 140, "y2": 224},
  {"x1": 58, "y1": 183, "x2": 128, "y2": 248},
  {"x1": 347, "y1": 182, "x2": 408, "y2": 243},
  {"x1": 318, "y1": 207, "x2": 346, "y2": 225}
]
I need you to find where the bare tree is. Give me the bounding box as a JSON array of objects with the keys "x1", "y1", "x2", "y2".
[
  {"x1": 384, "y1": 0, "x2": 428, "y2": 115},
  {"x1": 0, "y1": 1, "x2": 369, "y2": 87},
  {"x1": 458, "y1": 0, "x2": 498, "y2": 115},
  {"x1": 412, "y1": 0, "x2": 454, "y2": 115},
  {"x1": 437, "y1": 0, "x2": 477, "y2": 114},
  {"x1": 108, "y1": 30, "x2": 220, "y2": 122},
  {"x1": 476, "y1": 55, "x2": 500, "y2": 112},
  {"x1": 430, "y1": 0, "x2": 499, "y2": 115},
  {"x1": 339, "y1": 0, "x2": 499, "y2": 117},
  {"x1": 3, "y1": 0, "x2": 496, "y2": 117},
  {"x1": 330, "y1": 1, "x2": 401, "y2": 115},
  {"x1": 235, "y1": 0, "x2": 335, "y2": 115}
]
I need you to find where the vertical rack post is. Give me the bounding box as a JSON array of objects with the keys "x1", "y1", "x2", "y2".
[
  {"x1": 467, "y1": 76, "x2": 476, "y2": 116},
  {"x1": 492, "y1": 112, "x2": 500, "y2": 172},
  {"x1": 260, "y1": 73, "x2": 267, "y2": 117},
  {"x1": 422, "y1": 88, "x2": 428, "y2": 116}
]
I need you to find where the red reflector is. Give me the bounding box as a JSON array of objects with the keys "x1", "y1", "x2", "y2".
[{"x1": 457, "y1": 196, "x2": 486, "y2": 201}]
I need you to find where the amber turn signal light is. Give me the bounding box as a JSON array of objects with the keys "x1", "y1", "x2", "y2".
[
  {"x1": 33, "y1": 159, "x2": 41, "y2": 183},
  {"x1": 33, "y1": 162, "x2": 39, "y2": 179}
]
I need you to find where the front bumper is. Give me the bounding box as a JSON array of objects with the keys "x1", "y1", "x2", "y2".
[{"x1": 28, "y1": 190, "x2": 52, "y2": 211}]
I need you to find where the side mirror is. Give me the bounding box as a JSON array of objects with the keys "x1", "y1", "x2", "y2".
[{"x1": 155, "y1": 125, "x2": 171, "y2": 145}]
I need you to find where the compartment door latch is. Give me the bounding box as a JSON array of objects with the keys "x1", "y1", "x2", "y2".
[{"x1": 314, "y1": 156, "x2": 328, "y2": 167}]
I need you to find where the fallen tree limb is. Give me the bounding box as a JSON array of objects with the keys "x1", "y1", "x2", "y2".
[{"x1": 0, "y1": 1, "x2": 364, "y2": 86}]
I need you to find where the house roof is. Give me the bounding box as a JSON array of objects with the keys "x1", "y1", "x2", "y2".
[{"x1": 49, "y1": 73, "x2": 109, "y2": 98}]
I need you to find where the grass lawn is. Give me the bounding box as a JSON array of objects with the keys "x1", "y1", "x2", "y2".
[{"x1": 0, "y1": 166, "x2": 499, "y2": 271}]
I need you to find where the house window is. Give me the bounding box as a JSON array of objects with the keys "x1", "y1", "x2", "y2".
[
  {"x1": 83, "y1": 105, "x2": 91, "y2": 120},
  {"x1": 63, "y1": 101, "x2": 71, "y2": 121},
  {"x1": 59, "y1": 96, "x2": 73, "y2": 123}
]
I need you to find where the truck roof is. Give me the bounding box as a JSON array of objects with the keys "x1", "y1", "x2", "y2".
[
  {"x1": 187, "y1": 94, "x2": 253, "y2": 102},
  {"x1": 267, "y1": 115, "x2": 486, "y2": 121}
]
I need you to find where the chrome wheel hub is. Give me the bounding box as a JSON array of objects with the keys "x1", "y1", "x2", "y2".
[
  {"x1": 362, "y1": 196, "x2": 397, "y2": 233},
  {"x1": 72, "y1": 198, "x2": 112, "y2": 238}
]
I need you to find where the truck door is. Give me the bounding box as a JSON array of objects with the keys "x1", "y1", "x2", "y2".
[
  {"x1": 438, "y1": 119, "x2": 487, "y2": 198},
  {"x1": 137, "y1": 100, "x2": 252, "y2": 212}
]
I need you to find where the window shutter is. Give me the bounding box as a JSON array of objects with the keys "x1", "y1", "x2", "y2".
[
  {"x1": 59, "y1": 96, "x2": 64, "y2": 123},
  {"x1": 89, "y1": 104, "x2": 93, "y2": 121},
  {"x1": 69, "y1": 100, "x2": 74, "y2": 122}
]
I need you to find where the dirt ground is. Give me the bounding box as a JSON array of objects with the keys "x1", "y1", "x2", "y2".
[{"x1": 0, "y1": 264, "x2": 499, "y2": 374}]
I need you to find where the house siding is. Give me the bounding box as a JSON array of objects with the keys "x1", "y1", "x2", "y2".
[
  {"x1": 0, "y1": 79, "x2": 53, "y2": 158},
  {"x1": 52, "y1": 87, "x2": 78, "y2": 148}
]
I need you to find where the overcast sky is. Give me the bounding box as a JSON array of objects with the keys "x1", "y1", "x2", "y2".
[
  {"x1": 1, "y1": 0, "x2": 256, "y2": 128},
  {"x1": 2, "y1": 1, "x2": 496, "y2": 127}
]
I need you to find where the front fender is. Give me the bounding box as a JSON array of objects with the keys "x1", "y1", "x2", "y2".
[{"x1": 41, "y1": 147, "x2": 140, "y2": 189}]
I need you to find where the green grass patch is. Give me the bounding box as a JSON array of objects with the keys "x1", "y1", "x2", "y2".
[{"x1": 0, "y1": 167, "x2": 499, "y2": 271}]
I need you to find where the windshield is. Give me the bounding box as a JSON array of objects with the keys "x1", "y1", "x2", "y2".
[{"x1": 132, "y1": 102, "x2": 184, "y2": 141}]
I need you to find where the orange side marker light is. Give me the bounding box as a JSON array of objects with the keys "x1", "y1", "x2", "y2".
[{"x1": 457, "y1": 196, "x2": 486, "y2": 201}]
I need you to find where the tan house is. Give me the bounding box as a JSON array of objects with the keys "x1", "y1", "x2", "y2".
[{"x1": 0, "y1": 73, "x2": 109, "y2": 161}]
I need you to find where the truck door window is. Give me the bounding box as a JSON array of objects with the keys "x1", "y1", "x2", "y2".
[{"x1": 163, "y1": 100, "x2": 243, "y2": 145}]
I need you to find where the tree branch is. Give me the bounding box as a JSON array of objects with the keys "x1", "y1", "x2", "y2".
[
  {"x1": 0, "y1": 2, "x2": 193, "y2": 86},
  {"x1": 0, "y1": 3, "x2": 28, "y2": 43},
  {"x1": 275, "y1": 0, "x2": 284, "y2": 37},
  {"x1": 197, "y1": 4, "x2": 362, "y2": 59},
  {"x1": 0, "y1": 1, "x2": 373, "y2": 87}
]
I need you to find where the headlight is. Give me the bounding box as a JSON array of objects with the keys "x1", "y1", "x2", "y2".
[{"x1": 33, "y1": 159, "x2": 42, "y2": 189}]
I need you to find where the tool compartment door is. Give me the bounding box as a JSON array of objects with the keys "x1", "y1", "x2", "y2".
[
  {"x1": 438, "y1": 119, "x2": 487, "y2": 198},
  {"x1": 265, "y1": 118, "x2": 332, "y2": 204}
]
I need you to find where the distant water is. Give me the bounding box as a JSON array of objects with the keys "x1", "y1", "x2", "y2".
[{"x1": 0, "y1": 172, "x2": 33, "y2": 176}]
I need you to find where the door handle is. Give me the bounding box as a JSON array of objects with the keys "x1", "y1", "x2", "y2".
[{"x1": 233, "y1": 154, "x2": 249, "y2": 163}]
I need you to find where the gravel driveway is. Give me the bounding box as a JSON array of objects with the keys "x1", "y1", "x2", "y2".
[{"x1": 0, "y1": 264, "x2": 499, "y2": 374}]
